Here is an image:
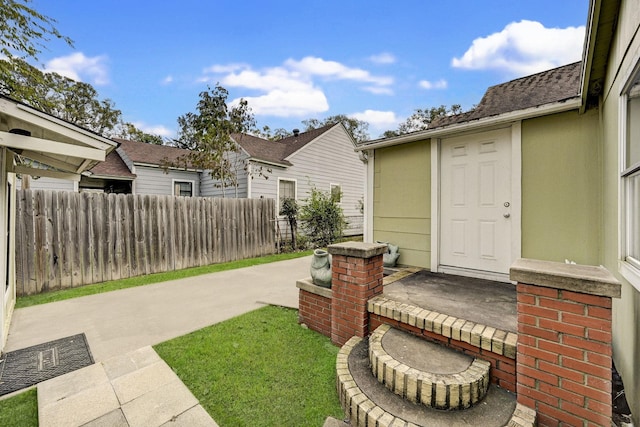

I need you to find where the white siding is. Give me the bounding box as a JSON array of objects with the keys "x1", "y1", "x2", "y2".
[
  {"x1": 251, "y1": 125, "x2": 365, "y2": 234},
  {"x1": 199, "y1": 150, "x2": 249, "y2": 198},
  {"x1": 16, "y1": 176, "x2": 76, "y2": 192},
  {"x1": 134, "y1": 166, "x2": 201, "y2": 196}
]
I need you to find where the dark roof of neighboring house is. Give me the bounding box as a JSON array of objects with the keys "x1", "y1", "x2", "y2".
[
  {"x1": 431, "y1": 62, "x2": 582, "y2": 128},
  {"x1": 232, "y1": 123, "x2": 337, "y2": 167},
  {"x1": 88, "y1": 151, "x2": 136, "y2": 179},
  {"x1": 113, "y1": 138, "x2": 194, "y2": 167}
]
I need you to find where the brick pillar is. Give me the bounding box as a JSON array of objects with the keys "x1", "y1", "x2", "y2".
[
  {"x1": 328, "y1": 242, "x2": 387, "y2": 346},
  {"x1": 510, "y1": 259, "x2": 621, "y2": 427}
]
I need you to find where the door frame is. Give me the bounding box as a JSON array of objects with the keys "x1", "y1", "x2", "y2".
[{"x1": 431, "y1": 123, "x2": 522, "y2": 282}]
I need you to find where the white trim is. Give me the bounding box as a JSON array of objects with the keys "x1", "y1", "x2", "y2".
[
  {"x1": 246, "y1": 162, "x2": 252, "y2": 198},
  {"x1": 438, "y1": 265, "x2": 511, "y2": 283},
  {"x1": 73, "y1": 181, "x2": 79, "y2": 192},
  {"x1": 18, "y1": 150, "x2": 83, "y2": 173},
  {"x1": 430, "y1": 139, "x2": 440, "y2": 272},
  {"x1": 364, "y1": 150, "x2": 374, "y2": 242},
  {"x1": 172, "y1": 179, "x2": 195, "y2": 197},
  {"x1": 356, "y1": 98, "x2": 582, "y2": 152},
  {"x1": 620, "y1": 261, "x2": 640, "y2": 292},
  {"x1": 618, "y1": 51, "x2": 640, "y2": 289},
  {"x1": 0, "y1": 132, "x2": 106, "y2": 163},
  {"x1": 511, "y1": 122, "x2": 523, "y2": 264},
  {"x1": 276, "y1": 177, "x2": 297, "y2": 214},
  {"x1": 0, "y1": 98, "x2": 115, "y2": 150},
  {"x1": 12, "y1": 165, "x2": 81, "y2": 182}
]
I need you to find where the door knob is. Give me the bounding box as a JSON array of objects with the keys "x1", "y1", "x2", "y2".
[{"x1": 503, "y1": 213, "x2": 510, "y2": 218}]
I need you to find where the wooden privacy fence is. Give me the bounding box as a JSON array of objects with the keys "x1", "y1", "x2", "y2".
[{"x1": 15, "y1": 190, "x2": 276, "y2": 296}]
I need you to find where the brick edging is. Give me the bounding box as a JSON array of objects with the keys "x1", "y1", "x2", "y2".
[
  {"x1": 367, "y1": 296, "x2": 517, "y2": 358},
  {"x1": 369, "y1": 324, "x2": 490, "y2": 410}
]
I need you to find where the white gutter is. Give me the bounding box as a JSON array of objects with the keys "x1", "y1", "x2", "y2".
[{"x1": 355, "y1": 98, "x2": 582, "y2": 151}]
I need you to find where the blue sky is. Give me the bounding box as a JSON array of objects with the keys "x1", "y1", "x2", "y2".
[{"x1": 32, "y1": 1, "x2": 589, "y2": 139}]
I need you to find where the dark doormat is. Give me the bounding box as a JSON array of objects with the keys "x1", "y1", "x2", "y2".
[{"x1": 0, "y1": 333, "x2": 94, "y2": 396}]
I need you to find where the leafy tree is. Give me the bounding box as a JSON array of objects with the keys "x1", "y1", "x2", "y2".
[
  {"x1": 0, "y1": 0, "x2": 73, "y2": 103},
  {"x1": 302, "y1": 114, "x2": 370, "y2": 143},
  {"x1": 299, "y1": 186, "x2": 346, "y2": 247},
  {"x1": 116, "y1": 122, "x2": 165, "y2": 145},
  {"x1": 383, "y1": 104, "x2": 463, "y2": 137},
  {"x1": 171, "y1": 84, "x2": 259, "y2": 196},
  {"x1": 279, "y1": 197, "x2": 298, "y2": 250},
  {"x1": 1, "y1": 59, "x2": 127, "y2": 137}
]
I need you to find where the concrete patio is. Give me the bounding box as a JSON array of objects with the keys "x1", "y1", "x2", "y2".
[{"x1": 3, "y1": 255, "x2": 311, "y2": 426}]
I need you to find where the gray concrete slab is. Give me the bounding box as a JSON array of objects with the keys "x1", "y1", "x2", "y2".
[
  {"x1": 384, "y1": 270, "x2": 518, "y2": 333},
  {"x1": 6, "y1": 256, "x2": 310, "y2": 361},
  {"x1": 37, "y1": 347, "x2": 216, "y2": 427}
]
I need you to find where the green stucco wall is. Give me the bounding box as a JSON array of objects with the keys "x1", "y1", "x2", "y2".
[
  {"x1": 521, "y1": 109, "x2": 601, "y2": 266},
  {"x1": 373, "y1": 140, "x2": 430, "y2": 268},
  {"x1": 600, "y1": 0, "x2": 640, "y2": 420}
]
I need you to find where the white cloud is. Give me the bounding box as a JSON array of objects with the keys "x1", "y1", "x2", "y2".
[
  {"x1": 232, "y1": 89, "x2": 329, "y2": 117},
  {"x1": 369, "y1": 52, "x2": 396, "y2": 65},
  {"x1": 202, "y1": 56, "x2": 392, "y2": 117},
  {"x1": 44, "y1": 52, "x2": 110, "y2": 85},
  {"x1": 452, "y1": 20, "x2": 585, "y2": 75},
  {"x1": 161, "y1": 75, "x2": 173, "y2": 85},
  {"x1": 285, "y1": 56, "x2": 393, "y2": 86},
  {"x1": 133, "y1": 122, "x2": 174, "y2": 138},
  {"x1": 351, "y1": 110, "x2": 400, "y2": 130},
  {"x1": 419, "y1": 79, "x2": 448, "y2": 90},
  {"x1": 363, "y1": 86, "x2": 394, "y2": 95},
  {"x1": 203, "y1": 63, "x2": 249, "y2": 74}
]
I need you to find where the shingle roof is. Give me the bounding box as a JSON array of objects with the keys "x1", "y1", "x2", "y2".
[
  {"x1": 232, "y1": 123, "x2": 337, "y2": 166},
  {"x1": 113, "y1": 138, "x2": 194, "y2": 167},
  {"x1": 88, "y1": 151, "x2": 136, "y2": 179},
  {"x1": 431, "y1": 62, "x2": 582, "y2": 128}
]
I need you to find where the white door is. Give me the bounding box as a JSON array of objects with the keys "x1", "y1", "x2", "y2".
[{"x1": 440, "y1": 129, "x2": 512, "y2": 274}]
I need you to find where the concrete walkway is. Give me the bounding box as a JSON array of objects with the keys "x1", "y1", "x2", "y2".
[{"x1": 4, "y1": 255, "x2": 311, "y2": 426}]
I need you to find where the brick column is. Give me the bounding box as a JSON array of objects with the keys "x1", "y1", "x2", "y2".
[
  {"x1": 510, "y1": 259, "x2": 621, "y2": 427},
  {"x1": 328, "y1": 242, "x2": 387, "y2": 346}
]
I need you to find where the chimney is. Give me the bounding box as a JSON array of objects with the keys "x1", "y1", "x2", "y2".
[{"x1": 292, "y1": 128, "x2": 300, "y2": 137}]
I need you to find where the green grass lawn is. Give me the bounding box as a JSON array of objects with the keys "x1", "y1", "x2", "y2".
[
  {"x1": 17, "y1": 250, "x2": 312, "y2": 308},
  {"x1": 154, "y1": 305, "x2": 344, "y2": 427},
  {"x1": 0, "y1": 389, "x2": 38, "y2": 427}
]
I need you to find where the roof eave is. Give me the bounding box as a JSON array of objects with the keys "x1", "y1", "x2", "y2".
[
  {"x1": 580, "y1": 0, "x2": 601, "y2": 113},
  {"x1": 356, "y1": 98, "x2": 582, "y2": 151},
  {"x1": 247, "y1": 157, "x2": 291, "y2": 168}
]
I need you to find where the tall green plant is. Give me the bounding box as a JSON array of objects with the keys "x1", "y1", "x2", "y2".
[
  {"x1": 299, "y1": 187, "x2": 346, "y2": 247},
  {"x1": 279, "y1": 197, "x2": 298, "y2": 250}
]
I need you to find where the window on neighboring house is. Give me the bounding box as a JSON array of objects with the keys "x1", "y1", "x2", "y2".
[
  {"x1": 622, "y1": 64, "x2": 640, "y2": 282},
  {"x1": 330, "y1": 183, "x2": 342, "y2": 203},
  {"x1": 278, "y1": 178, "x2": 296, "y2": 213},
  {"x1": 174, "y1": 180, "x2": 193, "y2": 197}
]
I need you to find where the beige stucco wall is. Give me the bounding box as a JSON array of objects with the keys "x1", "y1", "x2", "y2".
[
  {"x1": 600, "y1": 0, "x2": 640, "y2": 421},
  {"x1": 373, "y1": 140, "x2": 431, "y2": 268},
  {"x1": 521, "y1": 109, "x2": 601, "y2": 265}
]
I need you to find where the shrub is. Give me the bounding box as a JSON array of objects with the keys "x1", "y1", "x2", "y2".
[
  {"x1": 299, "y1": 187, "x2": 346, "y2": 247},
  {"x1": 279, "y1": 197, "x2": 298, "y2": 250}
]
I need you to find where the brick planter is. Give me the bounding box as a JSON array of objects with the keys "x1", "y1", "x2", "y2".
[
  {"x1": 511, "y1": 259, "x2": 621, "y2": 427},
  {"x1": 296, "y1": 278, "x2": 332, "y2": 337}
]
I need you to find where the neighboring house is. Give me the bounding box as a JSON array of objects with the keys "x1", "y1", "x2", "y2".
[
  {"x1": 0, "y1": 95, "x2": 116, "y2": 353},
  {"x1": 355, "y1": 0, "x2": 639, "y2": 419},
  {"x1": 112, "y1": 139, "x2": 201, "y2": 197},
  {"x1": 227, "y1": 123, "x2": 365, "y2": 236},
  {"x1": 23, "y1": 123, "x2": 366, "y2": 235}
]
